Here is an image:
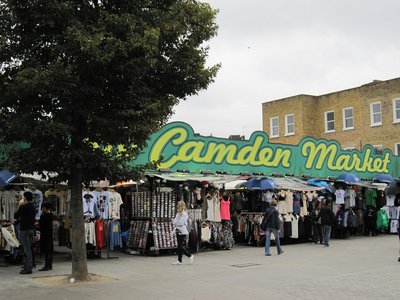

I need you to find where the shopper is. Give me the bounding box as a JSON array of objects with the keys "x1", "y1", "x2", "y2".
[
  {"x1": 38, "y1": 202, "x2": 53, "y2": 271},
  {"x1": 320, "y1": 199, "x2": 337, "y2": 247},
  {"x1": 14, "y1": 191, "x2": 36, "y2": 274},
  {"x1": 264, "y1": 199, "x2": 283, "y2": 256},
  {"x1": 172, "y1": 200, "x2": 194, "y2": 265},
  {"x1": 311, "y1": 202, "x2": 323, "y2": 244},
  {"x1": 364, "y1": 206, "x2": 377, "y2": 236}
]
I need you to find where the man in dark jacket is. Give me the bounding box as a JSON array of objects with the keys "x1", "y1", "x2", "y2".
[
  {"x1": 14, "y1": 191, "x2": 36, "y2": 274},
  {"x1": 320, "y1": 199, "x2": 337, "y2": 247},
  {"x1": 39, "y1": 202, "x2": 54, "y2": 271},
  {"x1": 264, "y1": 200, "x2": 283, "y2": 256}
]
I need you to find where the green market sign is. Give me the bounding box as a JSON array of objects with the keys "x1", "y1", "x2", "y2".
[{"x1": 133, "y1": 122, "x2": 399, "y2": 178}]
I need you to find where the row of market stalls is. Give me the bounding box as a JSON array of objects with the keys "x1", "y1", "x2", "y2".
[
  {"x1": 2, "y1": 121, "x2": 400, "y2": 258},
  {"x1": 1, "y1": 165, "x2": 399, "y2": 259},
  {"x1": 121, "y1": 170, "x2": 399, "y2": 254}
]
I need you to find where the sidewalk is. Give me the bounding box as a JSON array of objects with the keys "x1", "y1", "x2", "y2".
[{"x1": 0, "y1": 234, "x2": 399, "y2": 300}]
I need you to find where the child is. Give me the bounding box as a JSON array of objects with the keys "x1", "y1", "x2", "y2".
[{"x1": 38, "y1": 202, "x2": 53, "y2": 271}]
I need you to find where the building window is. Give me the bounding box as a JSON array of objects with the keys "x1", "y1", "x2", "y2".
[
  {"x1": 343, "y1": 107, "x2": 354, "y2": 130},
  {"x1": 370, "y1": 102, "x2": 382, "y2": 126},
  {"x1": 325, "y1": 111, "x2": 335, "y2": 132},
  {"x1": 270, "y1": 117, "x2": 279, "y2": 138},
  {"x1": 285, "y1": 114, "x2": 295, "y2": 136},
  {"x1": 395, "y1": 143, "x2": 400, "y2": 156},
  {"x1": 373, "y1": 144, "x2": 383, "y2": 154},
  {"x1": 393, "y1": 98, "x2": 400, "y2": 123}
]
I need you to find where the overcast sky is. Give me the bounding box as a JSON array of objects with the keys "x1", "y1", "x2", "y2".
[{"x1": 168, "y1": 0, "x2": 400, "y2": 139}]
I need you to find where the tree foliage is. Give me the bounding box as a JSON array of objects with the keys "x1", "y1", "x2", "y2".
[
  {"x1": 0, "y1": 0, "x2": 219, "y2": 181},
  {"x1": 0, "y1": 0, "x2": 219, "y2": 280}
]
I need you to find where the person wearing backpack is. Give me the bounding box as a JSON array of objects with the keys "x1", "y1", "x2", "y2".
[{"x1": 264, "y1": 200, "x2": 283, "y2": 256}]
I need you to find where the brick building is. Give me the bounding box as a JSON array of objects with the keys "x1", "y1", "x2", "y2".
[{"x1": 262, "y1": 77, "x2": 400, "y2": 155}]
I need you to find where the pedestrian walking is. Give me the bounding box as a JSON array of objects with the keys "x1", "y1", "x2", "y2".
[
  {"x1": 264, "y1": 199, "x2": 283, "y2": 256},
  {"x1": 172, "y1": 200, "x2": 194, "y2": 265}
]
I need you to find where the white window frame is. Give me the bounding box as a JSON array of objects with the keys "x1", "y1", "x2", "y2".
[
  {"x1": 270, "y1": 116, "x2": 279, "y2": 138},
  {"x1": 324, "y1": 111, "x2": 335, "y2": 133},
  {"x1": 342, "y1": 107, "x2": 354, "y2": 130},
  {"x1": 370, "y1": 101, "x2": 382, "y2": 127},
  {"x1": 393, "y1": 98, "x2": 400, "y2": 123},
  {"x1": 395, "y1": 143, "x2": 400, "y2": 156},
  {"x1": 285, "y1": 114, "x2": 295, "y2": 136},
  {"x1": 373, "y1": 144, "x2": 383, "y2": 154}
]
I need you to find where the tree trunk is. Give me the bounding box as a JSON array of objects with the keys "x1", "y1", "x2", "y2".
[{"x1": 70, "y1": 162, "x2": 90, "y2": 281}]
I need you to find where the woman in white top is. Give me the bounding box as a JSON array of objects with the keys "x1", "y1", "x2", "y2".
[{"x1": 172, "y1": 201, "x2": 194, "y2": 265}]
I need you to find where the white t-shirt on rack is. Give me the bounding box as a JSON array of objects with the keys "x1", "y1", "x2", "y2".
[
  {"x1": 335, "y1": 189, "x2": 345, "y2": 205},
  {"x1": 108, "y1": 191, "x2": 123, "y2": 220}
]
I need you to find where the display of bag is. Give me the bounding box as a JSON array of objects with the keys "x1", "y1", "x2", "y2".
[{"x1": 260, "y1": 214, "x2": 269, "y2": 231}]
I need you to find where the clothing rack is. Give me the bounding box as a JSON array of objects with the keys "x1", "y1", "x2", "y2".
[{"x1": 85, "y1": 219, "x2": 120, "y2": 260}]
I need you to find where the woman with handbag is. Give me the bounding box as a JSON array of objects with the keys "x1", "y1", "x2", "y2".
[{"x1": 172, "y1": 201, "x2": 194, "y2": 265}]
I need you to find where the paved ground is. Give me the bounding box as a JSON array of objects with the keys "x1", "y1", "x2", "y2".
[{"x1": 0, "y1": 234, "x2": 399, "y2": 300}]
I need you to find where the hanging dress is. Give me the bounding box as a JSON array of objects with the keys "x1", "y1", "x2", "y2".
[
  {"x1": 207, "y1": 196, "x2": 215, "y2": 221},
  {"x1": 220, "y1": 197, "x2": 231, "y2": 221},
  {"x1": 214, "y1": 197, "x2": 221, "y2": 222}
]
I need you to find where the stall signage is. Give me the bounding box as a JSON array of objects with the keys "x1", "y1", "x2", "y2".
[{"x1": 132, "y1": 122, "x2": 399, "y2": 178}]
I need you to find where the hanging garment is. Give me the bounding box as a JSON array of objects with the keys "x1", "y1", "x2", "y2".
[
  {"x1": 293, "y1": 193, "x2": 301, "y2": 215},
  {"x1": 95, "y1": 219, "x2": 105, "y2": 249},
  {"x1": 376, "y1": 208, "x2": 389, "y2": 231},
  {"x1": 217, "y1": 221, "x2": 235, "y2": 249},
  {"x1": 108, "y1": 191, "x2": 123, "y2": 220},
  {"x1": 300, "y1": 193, "x2": 308, "y2": 216},
  {"x1": 335, "y1": 189, "x2": 345, "y2": 205},
  {"x1": 389, "y1": 206, "x2": 398, "y2": 219},
  {"x1": 1, "y1": 190, "x2": 21, "y2": 221},
  {"x1": 390, "y1": 220, "x2": 399, "y2": 233},
  {"x1": 386, "y1": 195, "x2": 395, "y2": 207},
  {"x1": 220, "y1": 197, "x2": 231, "y2": 221},
  {"x1": 285, "y1": 191, "x2": 293, "y2": 213},
  {"x1": 365, "y1": 189, "x2": 377, "y2": 208},
  {"x1": 108, "y1": 221, "x2": 122, "y2": 250},
  {"x1": 93, "y1": 190, "x2": 110, "y2": 220},
  {"x1": 22, "y1": 189, "x2": 43, "y2": 221},
  {"x1": 206, "y1": 198, "x2": 215, "y2": 221},
  {"x1": 290, "y1": 214, "x2": 299, "y2": 239},
  {"x1": 83, "y1": 191, "x2": 99, "y2": 218},
  {"x1": 84, "y1": 221, "x2": 96, "y2": 246},
  {"x1": 214, "y1": 198, "x2": 221, "y2": 222}
]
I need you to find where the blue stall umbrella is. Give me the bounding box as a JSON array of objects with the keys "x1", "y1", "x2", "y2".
[
  {"x1": 245, "y1": 178, "x2": 277, "y2": 190},
  {"x1": 373, "y1": 174, "x2": 394, "y2": 184},
  {"x1": 307, "y1": 179, "x2": 335, "y2": 193},
  {"x1": 0, "y1": 169, "x2": 18, "y2": 187},
  {"x1": 337, "y1": 173, "x2": 361, "y2": 184}
]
